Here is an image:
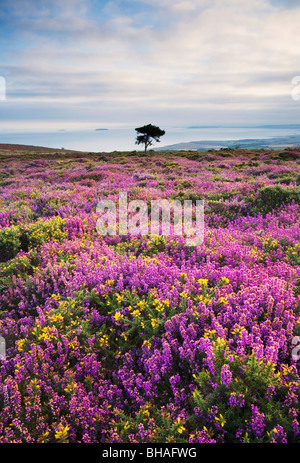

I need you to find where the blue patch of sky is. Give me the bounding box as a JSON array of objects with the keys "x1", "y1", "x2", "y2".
[
  {"x1": 270, "y1": 0, "x2": 300, "y2": 8},
  {"x1": 87, "y1": 0, "x2": 172, "y2": 29}
]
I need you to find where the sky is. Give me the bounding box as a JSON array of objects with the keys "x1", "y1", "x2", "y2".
[{"x1": 0, "y1": 0, "x2": 300, "y2": 132}]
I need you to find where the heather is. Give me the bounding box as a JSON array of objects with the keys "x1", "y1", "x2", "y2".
[{"x1": 0, "y1": 146, "x2": 300, "y2": 443}]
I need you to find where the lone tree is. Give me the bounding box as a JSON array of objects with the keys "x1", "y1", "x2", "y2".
[{"x1": 135, "y1": 124, "x2": 165, "y2": 152}]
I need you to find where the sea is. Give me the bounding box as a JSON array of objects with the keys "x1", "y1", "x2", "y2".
[{"x1": 0, "y1": 126, "x2": 300, "y2": 152}]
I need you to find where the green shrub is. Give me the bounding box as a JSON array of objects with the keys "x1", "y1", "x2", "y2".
[
  {"x1": 192, "y1": 341, "x2": 299, "y2": 443},
  {"x1": 270, "y1": 151, "x2": 300, "y2": 161},
  {"x1": 0, "y1": 249, "x2": 39, "y2": 278},
  {"x1": 170, "y1": 190, "x2": 200, "y2": 201},
  {"x1": 0, "y1": 225, "x2": 22, "y2": 262},
  {"x1": 254, "y1": 185, "x2": 300, "y2": 214},
  {"x1": 177, "y1": 180, "x2": 195, "y2": 189},
  {"x1": 274, "y1": 175, "x2": 296, "y2": 185},
  {"x1": 25, "y1": 217, "x2": 67, "y2": 247}
]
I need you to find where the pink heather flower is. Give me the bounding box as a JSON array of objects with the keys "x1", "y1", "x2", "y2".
[
  {"x1": 270, "y1": 425, "x2": 287, "y2": 443},
  {"x1": 250, "y1": 405, "x2": 265, "y2": 437},
  {"x1": 228, "y1": 392, "x2": 245, "y2": 408},
  {"x1": 220, "y1": 364, "x2": 232, "y2": 388}
]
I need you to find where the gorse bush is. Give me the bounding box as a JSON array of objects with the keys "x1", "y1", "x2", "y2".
[
  {"x1": 274, "y1": 175, "x2": 296, "y2": 185},
  {"x1": 0, "y1": 249, "x2": 39, "y2": 279},
  {"x1": 0, "y1": 218, "x2": 68, "y2": 262},
  {"x1": 270, "y1": 151, "x2": 300, "y2": 161},
  {"x1": 192, "y1": 341, "x2": 299, "y2": 443},
  {"x1": 254, "y1": 185, "x2": 300, "y2": 214},
  {"x1": 0, "y1": 225, "x2": 22, "y2": 262},
  {"x1": 25, "y1": 217, "x2": 67, "y2": 247}
]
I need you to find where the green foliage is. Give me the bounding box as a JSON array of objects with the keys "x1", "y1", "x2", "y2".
[
  {"x1": 112, "y1": 403, "x2": 189, "y2": 443},
  {"x1": 145, "y1": 235, "x2": 167, "y2": 255},
  {"x1": 170, "y1": 190, "x2": 200, "y2": 201},
  {"x1": 0, "y1": 217, "x2": 68, "y2": 264},
  {"x1": 177, "y1": 180, "x2": 195, "y2": 189},
  {"x1": 270, "y1": 151, "x2": 300, "y2": 161},
  {"x1": 0, "y1": 249, "x2": 39, "y2": 279},
  {"x1": 192, "y1": 338, "x2": 299, "y2": 443},
  {"x1": 254, "y1": 185, "x2": 300, "y2": 214},
  {"x1": 274, "y1": 175, "x2": 296, "y2": 185},
  {"x1": 0, "y1": 225, "x2": 22, "y2": 262},
  {"x1": 25, "y1": 217, "x2": 68, "y2": 247}
]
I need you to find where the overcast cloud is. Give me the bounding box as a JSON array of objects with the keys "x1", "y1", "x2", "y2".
[{"x1": 0, "y1": 0, "x2": 300, "y2": 130}]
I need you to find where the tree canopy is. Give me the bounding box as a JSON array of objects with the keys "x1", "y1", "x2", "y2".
[{"x1": 135, "y1": 124, "x2": 165, "y2": 152}]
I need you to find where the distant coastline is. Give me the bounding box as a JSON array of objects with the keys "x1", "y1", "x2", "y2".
[
  {"x1": 1, "y1": 125, "x2": 300, "y2": 152},
  {"x1": 156, "y1": 134, "x2": 300, "y2": 152},
  {"x1": 186, "y1": 124, "x2": 300, "y2": 130}
]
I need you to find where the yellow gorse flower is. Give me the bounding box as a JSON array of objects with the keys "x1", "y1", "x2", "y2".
[
  {"x1": 132, "y1": 310, "x2": 141, "y2": 317},
  {"x1": 124, "y1": 421, "x2": 130, "y2": 430},
  {"x1": 16, "y1": 339, "x2": 26, "y2": 352},
  {"x1": 143, "y1": 340, "x2": 151, "y2": 349},
  {"x1": 204, "y1": 329, "x2": 216, "y2": 339},
  {"x1": 114, "y1": 311, "x2": 123, "y2": 322},
  {"x1": 55, "y1": 425, "x2": 70, "y2": 441},
  {"x1": 215, "y1": 414, "x2": 226, "y2": 427},
  {"x1": 151, "y1": 318, "x2": 159, "y2": 329},
  {"x1": 99, "y1": 334, "x2": 109, "y2": 347},
  {"x1": 137, "y1": 300, "x2": 146, "y2": 310}
]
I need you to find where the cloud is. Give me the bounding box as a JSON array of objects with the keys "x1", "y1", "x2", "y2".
[{"x1": 1, "y1": 0, "x2": 300, "y2": 129}]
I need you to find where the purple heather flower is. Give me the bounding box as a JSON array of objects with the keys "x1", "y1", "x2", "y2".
[{"x1": 220, "y1": 364, "x2": 232, "y2": 388}]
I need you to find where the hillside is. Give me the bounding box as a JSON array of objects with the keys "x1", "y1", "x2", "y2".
[
  {"x1": 156, "y1": 134, "x2": 300, "y2": 152},
  {"x1": 0, "y1": 145, "x2": 300, "y2": 443}
]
